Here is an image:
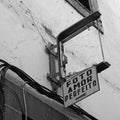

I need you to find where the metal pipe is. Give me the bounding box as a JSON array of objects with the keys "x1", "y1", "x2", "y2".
[{"x1": 58, "y1": 11, "x2": 101, "y2": 43}]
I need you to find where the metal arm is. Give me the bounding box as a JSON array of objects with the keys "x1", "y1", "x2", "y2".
[{"x1": 57, "y1": 11, "x2": 101, "y2": 84}]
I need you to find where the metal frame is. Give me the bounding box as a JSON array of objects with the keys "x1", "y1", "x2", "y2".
[
  {"x1": 57, "y1": 11, "x2": 101, "y2": 86},
  {"x1": 46, "y1": 11, "x2": 110, "y2": 93}
]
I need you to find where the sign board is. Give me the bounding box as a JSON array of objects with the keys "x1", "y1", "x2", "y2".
[{"x1": 63, "y1": 65, "x2": 100, "y2": 107}]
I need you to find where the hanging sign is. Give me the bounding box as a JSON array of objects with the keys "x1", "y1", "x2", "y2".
[{"x1": 63, "y1": 65, "x2": 100, "y2": 107}]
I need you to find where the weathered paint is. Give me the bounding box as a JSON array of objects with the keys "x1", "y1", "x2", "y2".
[{"x1": 0, "y1": 0, "x2": 120, "y2": 120}]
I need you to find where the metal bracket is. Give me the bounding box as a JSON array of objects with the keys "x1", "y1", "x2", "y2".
[
  {"x1": 45, "y1": 44, "x2": 57, "y2": 58},
  {"x1": 45, "y1": 42, "x2": 67, "y2": 93},
  {"x1": 47, "y1": 73, "x2": 61, "y2": 87}
]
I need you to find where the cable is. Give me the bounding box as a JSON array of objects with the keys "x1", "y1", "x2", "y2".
[
  {"x1": 0, "y1": 59, "x2": 97, "y2": 120},
  {"x1": 28, "y1": 9, "x2": 48, "y2": 45},
  {"x1": 0, "y1": 65, "x2": 11, "y2": 86},
  {"x1": 0, "y1": 64, "x2": 28, "y2": 119},
  {"x1": 22, "y1": 82, "x2": 27, "y2": 120},
  {"x1": 0, "y1": 65, "x2": 11, "y2": 120},
  {"x1": 97, "y1": 20, "x2": 105, "y2": 62},
  {"x1": 0, "y1": 63, "x2": 28, "y2": 119},
  {"x1": 0, "y1": 60, "x2": 63, "y2": 103},
  {"x1": 0, "y1": 59, "x2": 9, "y2": 65}
]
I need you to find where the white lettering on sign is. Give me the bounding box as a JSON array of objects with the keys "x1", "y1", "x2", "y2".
[{"x1": 63, "y1": 65, "x2": 100, "y2": 107}]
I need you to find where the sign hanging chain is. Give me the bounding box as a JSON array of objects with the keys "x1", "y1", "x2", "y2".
[{"x1": 97, "y1": 20, "x2": 105, "y2": 62}]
